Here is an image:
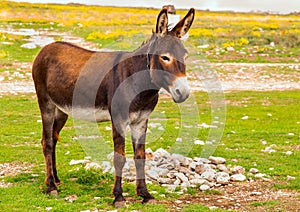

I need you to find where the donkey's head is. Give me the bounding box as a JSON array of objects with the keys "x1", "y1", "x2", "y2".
[{"x1": 147, "y1": 8, "x2": 195, "y2": 103}]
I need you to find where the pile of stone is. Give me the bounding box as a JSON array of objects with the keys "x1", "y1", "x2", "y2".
[{"x1": 71, "y1": 148, "x2": 267, "y2": 192}]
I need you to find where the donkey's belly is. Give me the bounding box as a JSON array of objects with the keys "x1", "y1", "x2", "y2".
[{"x1": 56, "y1": 105, "x2": 111, "y2": 122}]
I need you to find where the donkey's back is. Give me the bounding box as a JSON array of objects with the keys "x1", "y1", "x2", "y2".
[{"x1": 33, "y1": 41, "x2": 126, "y2": 110}]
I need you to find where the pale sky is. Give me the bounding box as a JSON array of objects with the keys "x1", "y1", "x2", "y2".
[{"x1": 12, "y1": 0, "x2": 300, "y2": 14}]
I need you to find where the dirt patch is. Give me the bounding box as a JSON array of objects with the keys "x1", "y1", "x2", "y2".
[
  {"x1": 159, "y1": 180, "x2": 300, "y2": 211},
  {"x1": 0, "y1": 162, "x2": 33, "y2": 188},
  {"x1": 1, "y1": 62, "x2": 299, "y2": 96},
  {"x1": 189, "y1": 63, "x2": 300, "y2": 92},
  {"x1": 0, "y1": 162, "x2": 33, "y2": 177}
]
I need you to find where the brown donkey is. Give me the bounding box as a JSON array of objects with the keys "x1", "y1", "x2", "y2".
[{"x1": 32, "y1": 8, "x2": 194, "y2": 207}]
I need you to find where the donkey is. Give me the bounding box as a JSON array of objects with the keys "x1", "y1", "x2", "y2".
[{"x1": 32, "y1": 8, "x2": 194, "y2": 207}]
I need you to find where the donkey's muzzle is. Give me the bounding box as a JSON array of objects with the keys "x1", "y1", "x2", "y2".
[{"x1": 169, "y1": 77, "x2": 190, "y2": 103}]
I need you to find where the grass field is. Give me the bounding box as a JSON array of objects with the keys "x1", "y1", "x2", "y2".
[
  {"x1": 0, "y1": 1, "x2": 299, "y2": 211},
  {"x1": 0, "y1": 91, "x2": 299, "y2": 211}
]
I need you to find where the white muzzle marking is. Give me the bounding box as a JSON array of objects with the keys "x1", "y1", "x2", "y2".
[{"x1": 169, "y1": 76, "x2": 190, "y2": 103}]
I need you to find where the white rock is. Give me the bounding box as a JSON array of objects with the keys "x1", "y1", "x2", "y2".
[
  {"x1": 195, "y1": 164, "x2": 212, "y2": 175},
  {"x1": 201, "y1": 170, "x2": 216, "y2": 182},
  {"x1": 189, "y1": 161, "x2": 198, "y2": 170},
  {"x1": 197, "y1": 44, "x2": 209, "y2": 49},
  {"x1": 261, "y1": 140, "x2": 267, "y2": 145},
  {"x1": 65, "y1": 194, "x2": 78, "y2": 202},
  {"x1": 85, "y1": 162, "x2": 102, "y2": 171},
  {"x1": 217, "y1": 164, "x2": 229, "y2": 173},
  {"x1": 250, "y1": 191, "x2": 262, "y2": 196},
  {"x1": 194, "y1": 140, "x2": 205, "y2": 145},
  {"x1": 195, "y1": 158, "x2": 211, "y2": 164},
  {"x1": 226, "y1": 46, "x2": 235, "y2": 51},
  {"x1": 69, "y1": 159, "x2": 90, "y2": 165},
  {"x1": 285, "y1": 151, "x2": 293, "y2": 156},
  {"x1": 178, "y1": 166, "x2": 190, "y2": 174},
  {"x1": 173, "y1": 178, "x2": 181, "y2": 185},
  {"x1": 241, "y1": 115, "x2": 249, "y2": 120},
  {"x1": 100, "y1": 161, "x2": 112, "y2": 173},
  {"x1": 215, "y1": 172, "x2": 230, "y2": 184},
  {"x1": 181, "y1": 157, "x2": 193, "y2": 167},
  {"x1": 174, "y1": 173, "x2": 189, "y2": 184},
  {"x1": 105, "y1": 126, "x2": 112, "y2": 130},
  {"x1": 209, "y1": 156, "x2": 226, "y2": 164},
  {"x1": 254, "y1": 173, "x2": 267, "y2": 178},
  {"x1": 209, "y1": 206, "x2": 218, "y2": 210},
  {"x1": 200, "y1": 184, "x2": 210, "y2": 191},
  {"x1": 163, "y1": 184, "x2": 177, "y2": 192},
  {"x1": 146, "y1": 169, "x2": 159, "y2": 180},
  {"x1": 181, "y1": 181, "x2": 190, "y2": 188},
  {"x1": 154, "y1": 148, "x2": 171, "y2": 159},
  {"x1": 287, "y1": 175, "x2": 296, "y2": 181},
  {"x1": 21, "y1": 43, "x2": 37, "y2": 49},
  {"x1": 158, "y1": 126, "x2": 165, "y2": 131},
  {"x1": 159, "y1": 177, "x2": 171, "y2": 184},
  {"x1": 190, "y1": 178, "x2": 207, "y2": 185},
  {"x1": 261, "y1": 146, "x2": 276, "y2": 153},
  {"x1": 230, "y1": 174, "x2": 246, "y2": 182},
  {"x1": 176, "y1": 137, "x2": 183, "y2": 142},
  {"x1": 167, "y1": 172, "x2": 176, "y2": 179},
  {"x1": 230, "y1": 166, "x2": 245, "y2": 174},
  {"x1": 154, "y1": 167, "x2": 169, "y2": 176},
  {"x1": 145, "y1": 148, "x2": 153, "y2": 155},
  {"x1": 107, "y1": 151, "x2": 114, "y2": 160},
  {"x1": 171, "y1": 153, "x2": 186, "y2": 164},
  {"x1": 249, "y1": 168, "x2": 259, "y2": 174}
]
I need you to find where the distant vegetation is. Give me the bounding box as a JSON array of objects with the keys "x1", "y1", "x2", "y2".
[{"x1": 1, "y1": 1, "x2": 299, "y2": 63}]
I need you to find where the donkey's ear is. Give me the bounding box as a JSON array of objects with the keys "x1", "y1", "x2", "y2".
[
  {"x1": 170, "y1": 8, "x2": 195, "y2": 38},
  {"x1": 156, "y1": 9, "x2": 168, "y2": 35}
]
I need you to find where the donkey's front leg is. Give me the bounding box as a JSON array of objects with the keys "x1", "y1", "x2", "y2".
[
  {"x1": 130, "y1": 121, "x2": 155, "y2": 203},
  {"x1": 112, "y1": 124, "x2": 126, "y2": 207}
]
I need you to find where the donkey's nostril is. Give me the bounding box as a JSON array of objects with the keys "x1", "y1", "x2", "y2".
[{"x1": 175, "y1": 89, "x2": 181, "y2": 96}]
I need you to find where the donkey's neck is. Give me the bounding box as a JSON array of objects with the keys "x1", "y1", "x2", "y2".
[
  {"x1": 117, "y1": 37, "x2": 160, "y2": 105},
  {"x1": 129, "y1": 34, "x2": 157, "y2": 74}
]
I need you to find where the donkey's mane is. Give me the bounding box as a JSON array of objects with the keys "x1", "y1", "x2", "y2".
[{"x1": 136, "y1": 33, "x2": 157, "y2": 51}]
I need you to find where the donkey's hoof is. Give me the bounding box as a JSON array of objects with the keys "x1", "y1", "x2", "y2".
[
  {"x1": 55, "y1": 181, "x2": 62, "y2": 186},
  {"x1": 49, "y1": 190, "x2": 58, "y2": 197},
  {"x1": 143, "y1": 198, "x2": 157, "y2": 204},
  {"x1": 114, "y1": 200, "x2": 125, "y2": 208}
]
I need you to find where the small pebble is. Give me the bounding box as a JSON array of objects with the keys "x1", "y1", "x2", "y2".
[
  {"x1": 230, "y1": 174, "x2": 246, "y2": 182},
  {"x1": 285, "y1": 151, "x2": 292, "y2": 156},
  {"x1": 200, "y1": 184, "x2": 210, "y2": 191},
  {"x1": 287, "y1": 175, "x2": 296, "y2": 181},
  {"x1": 249, "y1": 168, "x2": 259, "y2": 174}
]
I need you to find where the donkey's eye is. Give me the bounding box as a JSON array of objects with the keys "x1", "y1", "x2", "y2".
[{"x1": 161, "y1": 55, "x2": 170, "y2": 62}]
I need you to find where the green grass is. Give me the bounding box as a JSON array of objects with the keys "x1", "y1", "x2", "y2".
[{"x1": 0, "y1": 91, "x2": 299, "y2": 211}]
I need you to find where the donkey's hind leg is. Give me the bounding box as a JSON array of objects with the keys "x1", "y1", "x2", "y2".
[
  {"x1": 52, "y1": 108, "x2": 68, "y2": 184},
  {"x1": 38, "y1": 97, "x2": 58, "y2": 195}
]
